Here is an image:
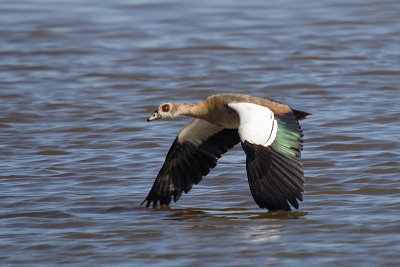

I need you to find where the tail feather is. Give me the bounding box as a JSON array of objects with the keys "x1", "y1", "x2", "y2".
[{"x1": 292, "y1": 109, "x2": 311, "y2": 120}]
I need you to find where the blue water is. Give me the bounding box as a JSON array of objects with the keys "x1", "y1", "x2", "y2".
[{"x1": 1, "y1": 0, "x2": 399, "y2": 266}]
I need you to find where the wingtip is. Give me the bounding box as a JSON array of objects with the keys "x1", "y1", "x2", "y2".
[{"x1": 140, "y1": 198, "x2": 149, "y2": 207}]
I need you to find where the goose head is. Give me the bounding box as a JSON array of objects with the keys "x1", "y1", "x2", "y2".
[{"x1": 147, "y1": 103, "x2": 176, "y2": 121}]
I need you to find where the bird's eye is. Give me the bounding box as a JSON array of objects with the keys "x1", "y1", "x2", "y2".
[{"x1": 162, "y1": 104, "x2": 170, "y2": 112}]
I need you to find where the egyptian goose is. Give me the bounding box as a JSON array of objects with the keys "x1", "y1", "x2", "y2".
[{"x1": 143, "y1": 93, "x2": 311, "y2": 211}]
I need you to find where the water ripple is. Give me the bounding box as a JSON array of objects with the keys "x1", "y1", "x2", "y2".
[{"x1": 1, "y1": 0, "x2": 400, "y2": 266}]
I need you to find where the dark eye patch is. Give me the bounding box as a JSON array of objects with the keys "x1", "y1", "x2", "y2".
[{"x1": 162, "y1": 104, "x2": 170, "y2": 112}]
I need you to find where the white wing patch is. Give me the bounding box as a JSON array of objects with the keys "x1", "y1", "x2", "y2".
[
  {"x1": 178, "y1": 119, "x2": 223, "y2": 146},
  {"x1": 228, "y1": 102, "x2": 278, "y2": 147}
]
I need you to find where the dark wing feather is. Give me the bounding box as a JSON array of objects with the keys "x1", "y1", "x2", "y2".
[
  {"x1": 142, "y1": 120, "x2": 240, "y2": 207},
  {"x1": 242, "y1": 111, "x2": 305, "y2": 211}
]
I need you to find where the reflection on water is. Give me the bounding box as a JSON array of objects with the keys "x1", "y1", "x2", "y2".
[
  {"x1": 242, "y1": 224, "x2": 282, "y2": 244},
  {"x1": 165, "y1": 208, "x2": 307, "y2": 221},
  {"x1": 1, "y1": 0, "x2": 400, "y2": 266}
]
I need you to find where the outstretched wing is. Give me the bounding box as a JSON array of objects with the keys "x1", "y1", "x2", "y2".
[
  {"x1": 142, "y1": 119, "x2": 240, "y2": 207},
  {"x1": 228, "y1": 103, "x2": 306, "y2": 211}
]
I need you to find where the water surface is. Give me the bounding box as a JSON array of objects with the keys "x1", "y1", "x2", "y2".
[{"x1": 1, "y1": 0, "x2": 400, "y2": 266}]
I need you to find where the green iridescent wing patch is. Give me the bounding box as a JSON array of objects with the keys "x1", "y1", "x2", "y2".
[{"x1": 271, "y1": 112, "x2": 304, "y2": 158}]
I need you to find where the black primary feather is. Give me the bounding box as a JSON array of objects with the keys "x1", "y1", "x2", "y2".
[
  {"x1": 142, "y1": 129, "x2": 240, "y2": 207},
  {"x1": 241, "y1": 111, "x2": 305, "y2": 211}
]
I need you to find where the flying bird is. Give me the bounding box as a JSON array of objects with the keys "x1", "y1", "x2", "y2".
[{"x1": 142, "y1": 93, "x2": 311, "y2": 211}]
